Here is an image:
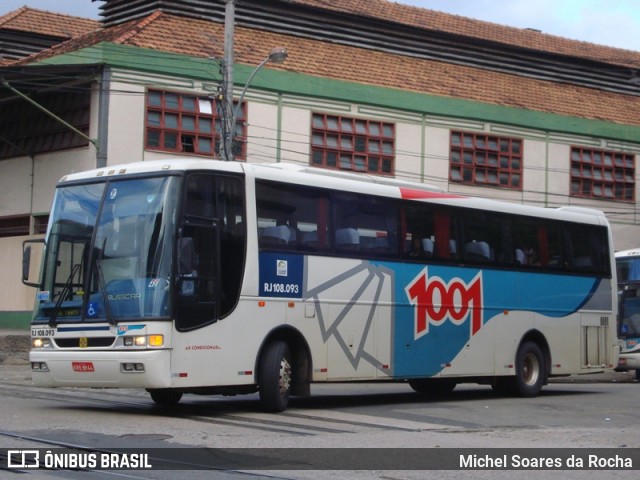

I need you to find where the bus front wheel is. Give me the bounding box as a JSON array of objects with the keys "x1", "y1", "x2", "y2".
[{"x1": 258, "y1": 341, "x2": 292, "y2": 412}]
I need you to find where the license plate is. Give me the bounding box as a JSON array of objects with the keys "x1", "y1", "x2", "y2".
[
  {"x1": 31, "y1": 328, "x2": 55, "y2": 337},
  {"x1": 72, "y1": 361, "x2": 94, "y2": 372}
]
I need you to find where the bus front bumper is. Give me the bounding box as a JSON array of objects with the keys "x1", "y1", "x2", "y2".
[
  {"x1": 617, "y1": 353, "x2": 640, "y2": 370},
  {"x1": 30, "y1": 349, "x2": 172, "y2": 389}
]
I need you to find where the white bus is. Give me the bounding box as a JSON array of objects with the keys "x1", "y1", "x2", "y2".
[
  {"x1": 615, "y1": 248, "x2": 640, "y2": 380},
  {"x1": 24, "y1": 160, "x2": 618, "y2": 411}
]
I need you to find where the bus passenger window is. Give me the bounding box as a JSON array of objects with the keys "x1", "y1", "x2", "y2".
[
  {"x1": 565, "y1": 224, "x2": 609, "y2": 274},
  {"x1": 333, "y1": 192, "x2": 398, "y2": 257},
  {"x1": 256, "y1": 180, "x2": 330, "y2": 252},
  {"x1": 407, "y1": 236, "x2": 435, "y2": 258},
  {"x1": 336, "y1": 228, "x2": 360, "y2": 251},
  {"x1": 401, "y1": 203, "x2": 437, "y2": 259},
  {"x1": 260, "y1": 225, "x2": 291, "y2": 246},
  {"x1": 465, "y1": 241, "x2": 492, "y2": 262}
]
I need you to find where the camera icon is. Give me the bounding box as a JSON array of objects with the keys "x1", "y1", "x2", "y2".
[{"x1": 7, "y1": 450, "x2": 40, "y2": 469}]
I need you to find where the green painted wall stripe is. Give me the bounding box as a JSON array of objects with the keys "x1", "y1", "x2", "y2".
[
  {"x1": 0, "y1": 311, "x2": 32, "y2": 331},
  {"x1": 38, "y1": 42, "x2": 640, "y2": 143}
]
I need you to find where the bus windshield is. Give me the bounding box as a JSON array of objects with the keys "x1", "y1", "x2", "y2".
[
  {"x1": 616, "y1": 255, "x2": 640, "y2": 282},
  {"x1": 35, "y1": 176, "x2": 180, "y2": 325},
  {"x1": 619, "y1": 283, "x2": 640, "y2": 338}
]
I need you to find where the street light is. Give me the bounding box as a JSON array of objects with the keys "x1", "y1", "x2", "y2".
[{"x1": 222, "y1": 47, "x2": 288, "y2": 161}]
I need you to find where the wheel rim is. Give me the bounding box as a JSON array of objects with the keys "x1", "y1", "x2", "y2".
[
  {"x1": 279, "y1": 357, "x2": 292, "y2": 395},
  {"x1": 522, "y1": 352, "x2": 540, "y2": 386}
]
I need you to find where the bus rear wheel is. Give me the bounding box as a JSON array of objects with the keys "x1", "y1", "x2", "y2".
[
  {"x1": 409, "y1": 378, "x2": 457, "y2": 395},
  {"x1": 492, "y1": 341, "x2": 546, "y2": 397},
  {"x1": 148, "y1": 388, "x2": 183, "y2": 406},
  {"x1": 514, "y1": 341, "x2": 545, "y2": 397},
  {"x1": 258, "y1": 341, "x2": 292, "y2": 412}
]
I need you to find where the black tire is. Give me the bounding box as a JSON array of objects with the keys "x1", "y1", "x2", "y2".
[
  {"x1": 514, "y1": 341, "x2": 546, "y2": 397},
  {"x1": 148, "y1": 388, "x2": 183, "y2": 406},
  {"x1": 491, "y1": 376, "x2": 517, "y2": 396},
  {"x1": 258, "y1": 341, "x2": 292, "y2": 412},
  {"x1": 409, "y1": 378, "x2": 457, "y2": 395}
]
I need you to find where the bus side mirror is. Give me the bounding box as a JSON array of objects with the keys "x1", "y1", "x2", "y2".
[
  {"x1": 178, "y1": 237, "x2": 195, "y2": 276},
  {"x1": 22, "y1": 239, "x2": 45, "y2": 287}
]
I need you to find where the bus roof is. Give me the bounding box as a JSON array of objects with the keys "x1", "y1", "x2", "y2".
[
  {"x1": 616, "y1": 248, "x2": 640, "y2": 258},
  {"x1": 58, "y1": 159, "x2": 608, "y2": 226}
]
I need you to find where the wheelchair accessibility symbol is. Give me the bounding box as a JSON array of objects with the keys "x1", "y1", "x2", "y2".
[{"x1": 87, "y1": 303, "x2": 98, "y2": 318}]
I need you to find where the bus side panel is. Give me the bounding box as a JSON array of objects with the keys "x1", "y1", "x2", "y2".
[
  {"x1": 271, "y1": 255, "x2": 609, "y2": 383},
  {"x1": 302, "y1": 257, "x2": 394, "y2": 381},
  {"x1": 392, "y1": 264, "x2": 504, "y2": 378},
  {"x1": 386, "y1": 264, "x2": 603, "y2": 379},
  {"x1": 169, "y1": 301, "x2": 289, "y2": 388}
]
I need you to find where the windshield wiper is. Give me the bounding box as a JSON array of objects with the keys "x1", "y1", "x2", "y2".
[{"x1": 49, "y1": 264, "x2": 81, "y2": 327}]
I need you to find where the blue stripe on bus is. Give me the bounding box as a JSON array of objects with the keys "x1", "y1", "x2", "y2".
[
  {"x1": 56, "y1": 325, "x2": 146, "y2": 335},
  {"x1": 56, "y1": 326, "x2": 112, "y2": 333},
  {"x1": 378, "y1": 262, "x2": 600, "y2": 377}
]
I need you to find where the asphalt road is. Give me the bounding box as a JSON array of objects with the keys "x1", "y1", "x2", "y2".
[{"x1": 1, "y1": 329, "x2": 639, "y2": 479}]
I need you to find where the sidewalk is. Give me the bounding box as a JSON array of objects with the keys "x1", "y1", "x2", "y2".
[{"x1": 0, "y1": 329, "x2": 29, "y2": 365}]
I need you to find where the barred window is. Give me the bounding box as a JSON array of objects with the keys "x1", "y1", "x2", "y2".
[
  {"x1": 0, "y1": 216, "x2": 30, "y2": 238},
  {"x1": 145, "y1": 90, "x2": 246, "y2": 160},
  {"x1": 34, "y1": 214, "x2": 49, "y2": 235},
  {"x1": 450, "y1": 131, "x2": 523, "y2": 189},
  {"x1": 311, "y1": 113, "x2": 395, "y2": 175},
  {"x1": 570, "y1": 147, "x2": 635, "y2": 201}
]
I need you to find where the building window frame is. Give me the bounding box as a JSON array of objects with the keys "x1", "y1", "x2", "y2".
[
  {"x1": 145, "y1": 89, "x2": 247, "y2": 160},
  {"x1": 33, "y1": 214, "x2": 50, "y2": 235},
  {"x1": 449, "y1": 131, "x2": 523, "y2": 190},
  {"x1": 310, "y1": 113, "x2": 395, "y2": 175},
  {"x1": 570, "y1": 146, "x2": 635, "y2": 202},
  {"x1": 0, "y1": 215, "x2": 30, "y2": 238}
]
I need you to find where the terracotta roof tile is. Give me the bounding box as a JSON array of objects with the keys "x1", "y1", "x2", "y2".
[
  {"x1": 290, "y1": 0, "x2": 640, "y2": 68},
  {"x1": 14, "y1": 11, "x2": 640, "y2": 128},
  {"x1": 0, "y1": 6, "x2": 98, "y2": 39}
]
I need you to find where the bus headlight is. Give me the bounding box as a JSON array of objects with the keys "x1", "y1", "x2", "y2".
[
  {"x1": 32, "y1": 338, "x2": 50, "y2": 349},
  {"x1": 122, "y1": 335, "x2": 164, "y2": 348}
]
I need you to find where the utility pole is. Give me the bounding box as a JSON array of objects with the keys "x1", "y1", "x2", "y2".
[
  {"x1": 220, "y1": 0, "x2": 287, "y2": 161},
  {"x1": 222, "y1": 0, "x2": 236, "y2": 161}
]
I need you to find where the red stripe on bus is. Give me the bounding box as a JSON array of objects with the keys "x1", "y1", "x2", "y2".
[{"x1": 399, "y1": 188, "x2": 461, "y2": 200}]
